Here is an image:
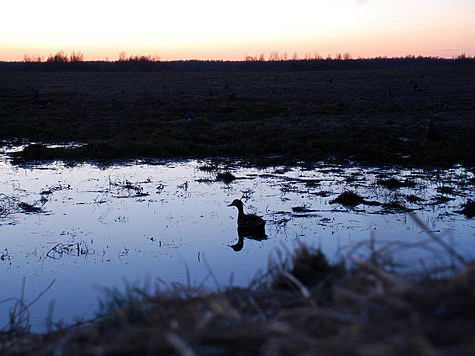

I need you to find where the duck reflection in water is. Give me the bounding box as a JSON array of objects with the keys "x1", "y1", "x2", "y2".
[
  {"x1": 229, "y1": 226, "x2": 267, "y2": 252},
  {"x1": 228, "y1": 199, "x2": 267, "y2": 252}
]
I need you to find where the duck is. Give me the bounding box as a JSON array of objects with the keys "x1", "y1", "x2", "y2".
[{"x1": 228, "y1": 199, "x2": 266, "y2": 229}]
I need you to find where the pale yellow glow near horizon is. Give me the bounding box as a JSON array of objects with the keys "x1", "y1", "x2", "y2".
[{"x1": 1, "y1": 0, "x2": 474, "y2": 61}]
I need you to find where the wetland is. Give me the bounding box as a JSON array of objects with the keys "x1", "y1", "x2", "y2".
[
  {"x1": 0, "y1": 151, "x2": 473, "y2": 331},
  {"x1": 0, "y1": 64, "x2": 474, "y2": 353}
]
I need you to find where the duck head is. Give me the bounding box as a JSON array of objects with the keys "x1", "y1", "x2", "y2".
[{"x1": 228, "y1": 199, "x2": 244, "y2": 209}]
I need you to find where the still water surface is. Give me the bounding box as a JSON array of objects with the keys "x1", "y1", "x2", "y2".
[{"x1": 0, "y1": 153, "x2": 473, "y2": 331}]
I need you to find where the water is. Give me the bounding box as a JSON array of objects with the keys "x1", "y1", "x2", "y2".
[{"x1": 0, "y1": 151, "x2": 473, "y2": 332}]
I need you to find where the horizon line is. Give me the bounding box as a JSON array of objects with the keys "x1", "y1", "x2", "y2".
[{"x1": 5, "y1": 52, "x2": 474, "y2": 64}]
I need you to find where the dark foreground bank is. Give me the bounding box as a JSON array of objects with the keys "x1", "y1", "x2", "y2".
[
  {"x1": 1, "y1": 246, "x2": 473, "y2": 355},
  {"x1": 1, "y1": 64, "x2": 474, "y2": 166}
]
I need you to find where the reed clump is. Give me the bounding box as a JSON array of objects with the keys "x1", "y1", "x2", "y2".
[{"x1": 461, "y1": 199, "x2": 474, "y2": 218}]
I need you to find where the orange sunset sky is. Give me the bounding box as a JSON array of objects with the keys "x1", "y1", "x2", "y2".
[{"x1": 1, "y1": 0, "x2": 474, "y2": 61}]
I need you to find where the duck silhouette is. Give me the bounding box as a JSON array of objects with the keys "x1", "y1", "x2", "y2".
[
  {"x1": 228, "y1": 199, "x2": 266, "y2": 229},
  {"x1": 228, "y1": 199, "x2": 266, "y2": 252}
]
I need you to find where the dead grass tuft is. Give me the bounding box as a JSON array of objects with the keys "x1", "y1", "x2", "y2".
[
  {"x1": 330, "y1": 191, "x2": 364, "y2": 207},
  {"x1": 460, "y1": 199, "x2": 474, "y2": 218}
]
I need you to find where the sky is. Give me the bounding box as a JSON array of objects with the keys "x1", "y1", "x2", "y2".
[{"x1": 1, "y1": 0, "x2": 474, "y2": 61}]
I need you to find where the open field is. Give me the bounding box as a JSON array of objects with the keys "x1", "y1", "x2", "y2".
[{"x1": 1, "y1": 64, "x2": 474, "y2": 165}]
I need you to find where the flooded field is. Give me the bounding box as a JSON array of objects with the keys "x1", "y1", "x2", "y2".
[{"x1": 0, "y1": 149, "x2": 473, "y2": 332}]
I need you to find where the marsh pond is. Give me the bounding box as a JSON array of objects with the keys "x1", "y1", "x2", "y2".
[{"x1": 0, "y1": 147, "x2": 473, "y2": 331}]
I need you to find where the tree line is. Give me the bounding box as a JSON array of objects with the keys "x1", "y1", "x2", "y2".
[{"x1": 1, "y1": 51, "x2": 473, "y2": 72}]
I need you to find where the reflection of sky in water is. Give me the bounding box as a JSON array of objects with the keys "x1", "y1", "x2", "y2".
[{"x1": 0, "y1": 156, "x2": 474, "y2": 331}]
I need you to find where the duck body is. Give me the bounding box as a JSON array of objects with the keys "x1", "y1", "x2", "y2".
[{"x1": 228, "y1": 199, "x2": 265, "y2": 229}]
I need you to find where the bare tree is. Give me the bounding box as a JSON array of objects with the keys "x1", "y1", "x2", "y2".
[
  {"x1": 47, "y1": 51, "x2": 69, "y2": 63},
  {"x1": 24, "y1": 54, "x2": 44, "y2": 63},
  {"x1": 269, "y1": 51, "x2": 280, "y2": 61},
  {"x1": 70, "y1": 51, "x2": 84, "y2": 62},
  {"x1": 119, "y1": 51, "x2": 127, "y2": 61}
]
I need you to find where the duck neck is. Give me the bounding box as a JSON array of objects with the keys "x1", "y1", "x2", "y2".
[{"x1": 236, "y1": 205, "x2": 245, "y2": 217}]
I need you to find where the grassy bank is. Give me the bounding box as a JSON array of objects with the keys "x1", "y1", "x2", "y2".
[
  {"x1": 1, "y1": 246, "x2": 473, "y2": 355},
  {"x1": 1, "y1": 65, "x2": 474, "y2": 166}
]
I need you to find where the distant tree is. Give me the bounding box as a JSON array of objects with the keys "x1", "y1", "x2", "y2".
[
  {"x1": 314, "y1": 51, "x2": 322, "y2": 60},
  {"x1": 343, "y1": 52, "x2": 352, "y2": 60},
  {"x1": 47, "y1": 51, "x2": 69, "y2": 62},
  {"x1": 269, "y1": 51, "x2": 280, "y2": 61},
  {"x1": 119, "y1": 51, "x2": 127, "y2": 61},
  {"x1": 455, "y1": 53, "x2": 472, "y2": 63},
  {"x1": 304, "y1": 52, "x2": 312, "y2": 60},
  {"x1": 70, "y1": 51, "x2": 84, "y2": 62},
  {"x1": 259, "y1": 53, "x2": 265, "y2": 61},
  {"x1": 23, "y1": 54, "x2": 44, "y2": 62},
  {"x1": 283, "y1": 51, "x2": 288, "y2": 61},
  {"x1": 335, "y1": 53, "x2": 343, "y2": 60},
  {"x1": 292, "y1": 51, "x2": 299, "y2": 60}
]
